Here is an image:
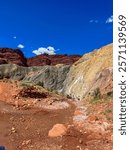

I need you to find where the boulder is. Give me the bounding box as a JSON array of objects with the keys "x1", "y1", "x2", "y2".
[{"x1": 48, "y1": 124, "x2": 67, "y2": 137}]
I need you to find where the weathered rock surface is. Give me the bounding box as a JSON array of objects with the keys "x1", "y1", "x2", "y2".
[
  {"x1": 0, "y1": 44, "x2": 112, "y2": 100},
  {"x1": 0, "y1": 48, "x2": 81, "y2": 66},
  {"x1": 62, "y1": 44, "x2": 113, "y2": 100},
  {"x1": 0, "y1": 64, "x2": 70, "y2": 92},
  {"x1": 0, "y1": 48, "x2": 27, "y2": 66},
  {"x1": 0, "y1": 64, "x2": 29, "y2": 80},
  {"x1": 27, "y1": 54, "x2": 81, "y2": 66},
  {"x1": 24, "y1": 64, "x2": 71, "y2": 92}
]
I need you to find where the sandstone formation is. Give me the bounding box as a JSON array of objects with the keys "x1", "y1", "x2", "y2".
[
  {"x1": 27, "y1": 54, "x2": 81, "y2": 66},
  {"x1": 0, "y1": 48, "x2": 27, "y2": 66},
  {"x1": 0, "y1": 48, "x2": 81, "y2": 66}
]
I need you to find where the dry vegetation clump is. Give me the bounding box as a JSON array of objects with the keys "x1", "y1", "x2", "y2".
[{"x1": 17, "y1": 86, "x2": 48, "y2": 99}]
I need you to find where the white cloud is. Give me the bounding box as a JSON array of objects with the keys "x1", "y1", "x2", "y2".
[
  {"x1": 32, "y1": 46, "x2": 56, "y2": 55},
  {"x1": 95, "y1": 20, "x2": 98, "y2": 23},
  {"x1": 89, "y1": 20, "x2": 94, "y2": 23},
  {"x1": 17, "y1": 44, "x2": 25, "y2": 49},
  {"x1": 13, "y1": 36, "x2": 17, "y2": 39},
  {"x1": 106, "y1": 16, "x2": 113, "y2": 23},
  {"x1": 89, "y1": 20, "x2": 99, "y2": 23}
]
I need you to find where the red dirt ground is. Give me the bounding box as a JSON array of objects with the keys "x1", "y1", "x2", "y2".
[{"x1": 0, "y1": 81, "x2": 113, "y2": 150}]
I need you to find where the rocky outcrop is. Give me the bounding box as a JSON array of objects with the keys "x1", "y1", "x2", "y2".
[
  {"x1": 23, "y1": 64, "x2": 70, "y2": 92},
  {"x1": 0, "y1": 48, "x2": 27, "y2": 66},
  {"x1": 27, "y1": 54, "x2": 81, "y2": 66},
  {"x1": 62, "y1": 44, "x2": 113, "y2": 100},
  {"x1": 0, "y1": 48, "x2": 81, "y2": 66},
  {"x1": 0, "y1": 64, "x2": 29, "y2": 80},
  {"x1": 0, "y1": 64, "x2": 70, "y2": 93}
]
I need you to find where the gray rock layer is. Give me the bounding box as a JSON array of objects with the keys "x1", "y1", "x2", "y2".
[{"x1": 0, "y1": 64, "x2": 70, "y2": 93}]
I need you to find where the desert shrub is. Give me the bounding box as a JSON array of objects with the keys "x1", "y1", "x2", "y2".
[
  {"x1": 101, "y1": 108, "x2": 112, "y2": 121},
  {"x1": 66, "y1": 95, "x2": 72, "y2": 99},
  {"x1": 93, "y1": 87, "x2": 101, "y2": 99},
  {"x1": 107, "y1": 91, "x2": 113, "y2": 97},
  {"x1": 89, "y1": 88, "x2": 102, "y2": 104},
  {"x1": 18, "y1": 86, "x2": 47, "y2": 98}
]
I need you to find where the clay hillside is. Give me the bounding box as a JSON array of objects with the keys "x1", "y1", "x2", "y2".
[{"x1": 0, "y1": 44, "x2": 113, "y2": 150}]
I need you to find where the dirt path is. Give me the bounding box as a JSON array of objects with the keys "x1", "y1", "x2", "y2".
[
  {"x1": 0, "y1": 81, "x2": 113, "y2": 150},
  {"x1": 0, "y1": 100, "x2": 76, "y2": 150}
]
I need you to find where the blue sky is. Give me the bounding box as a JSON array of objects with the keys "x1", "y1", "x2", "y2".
[{"x1": 0, "y1": 0, "x2": 113, "y2": 57}]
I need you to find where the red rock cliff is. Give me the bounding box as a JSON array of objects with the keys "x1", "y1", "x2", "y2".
[
  {"x1": 0, "y1": 48, "x2": 81, "y2": 66},
  {"x1": 0, "y1": 48, "x2": 27, "y2": 66},
  {"x1": 27, "y1": 54, "x2": 81, "y2": 66}
]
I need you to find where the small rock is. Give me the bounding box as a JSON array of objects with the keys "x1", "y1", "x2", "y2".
[
  {"x1": 76, "y1": 145, "x2": 82, "y2": 149},
  {"x1": 16, "y1": 96, "x2": 19, "y2": 100},
  {"x1": 59, "y1": 145, "x2": 63, "y2": 148},
  {"x1": 22, "y1": 140, "x2": 31, "y2": 146},
  {"x1": 11, "y1": 127, "x2": 16, "y2": 133},
  {"x1": 33, "y1": 99, "x2": 39, "y2": 104},
  {"x1": 79, "y1": 138, "x2": 83, "y2": 144},
  {"x1": 20, "y1": 117, "x2": 25, "y2": 122},
  {"x1": 14, "y1": 101, "x2": 19, "y2": 108},
  {"x1": 85, "y1": 148, "x2": 89, "y2": 150},
  {"x1": 47, "y1": 101, "x2": 53, "y2": 105},
  {"x1": 25, "y1": 126, "x2": 28, "y2": 130},
  {"x1": 74, "y1": 110, "x2": 83, "y2": 115},
  {"x1": 102, "y1": 122, "x2": 110, "y2": 130},
  {"x1": 48, "y1": 124, "x2": 67, "y2": 137},
  {"x1": 87, "y1": 115, "x2": 98, "y2": 122},
  {"x1": 30, "y1": 145, "x2": 34, "y2": 148},
  {"x1": 73, "y1": 115, "x2": 87, "y2": 124},
  {"x1": 10, "y1": 117, "x2": 14, "y2": 121},
  {"x1": 67, "y1": 124, "x2": 74, "y2": 128}
]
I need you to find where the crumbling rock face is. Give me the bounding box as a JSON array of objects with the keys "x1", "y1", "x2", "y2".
[
  {"x1": 0, "y1": 48, "x2": 27, "y2": 66},
  {"x1": 62, "y1": 44, "x2": 113, "y2": 100},
  {"x1": 0, "y1": 64, "x2": 29, "y2": 80},
  {"x1": 23, "y1": 64, "x2": 71, "y2": 92},
  {"x1": 88, "y1": 67, "x2": 113, "y2": 97},
  {"x1": 0, "y1": 64, "x2": 70, "y2": 93}
]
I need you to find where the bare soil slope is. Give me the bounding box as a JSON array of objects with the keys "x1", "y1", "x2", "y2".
[{"x1": 0, "y1": 81, "x2": 112, "y2": 150}]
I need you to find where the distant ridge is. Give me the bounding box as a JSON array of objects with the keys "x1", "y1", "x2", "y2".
[{"x1": 0, "y1": 48, "x2": 81, "y2": 66}]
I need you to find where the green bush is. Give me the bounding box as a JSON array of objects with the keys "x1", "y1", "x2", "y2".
[{"x1": 93, "y1": 87, "x2": 101, "y2": 99}]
